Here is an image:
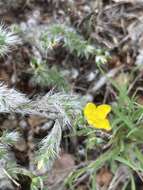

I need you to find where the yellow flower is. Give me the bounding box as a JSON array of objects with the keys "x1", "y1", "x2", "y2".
[{"x1": 83, "y1": 102, "x2": 111, "y2": 131}]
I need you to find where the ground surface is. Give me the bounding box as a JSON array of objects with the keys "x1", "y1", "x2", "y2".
[{"x1": 0, "y1": 0, "x2": 143, "y2": 190}]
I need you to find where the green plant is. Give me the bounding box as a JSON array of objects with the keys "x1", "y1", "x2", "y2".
[
  {"x1": 0, "y1": 24, "x2": 20, "y2": 56},
  {"x1": 66, "y1": 83, "x2": 143, "y2": 190},
  {"x1": 36, "y1": 120, "x2": 62, "y2": 171},
  {"x1": 0, "y1": 82, "x2": 83, "y2": 189},
  {"x1": 30, "y1": 58, "x2": 70, "y2": 91},
  {"x1": 35, "y1": 24, "x2": 110, "y2": 62},
  {"x1": 0, "y1": 24, "x2": 84, "y2": 189},
  {"x1": 0, "y1": 22, "x2": 127, "y2": 190}
]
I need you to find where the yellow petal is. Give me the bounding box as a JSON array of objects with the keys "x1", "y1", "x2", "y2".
[
  {"x1": 83, "y1": 103, "x2": 112, "y2": 131},
  {"x1": 96, "y1": 104, "x2": 111, "y2": 119},
  {"x1": 92, "y1": 118, "x2": 112, "y2": 131},
  {"x1": 84, "y1": 102, "x2": 97, "y2": 121}
]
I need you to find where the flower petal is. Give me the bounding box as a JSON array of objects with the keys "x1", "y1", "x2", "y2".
[
  {"x1": 92, "y1": 118, "x2": 112, "y2": 131},
  {"x1": 96, "y1": 104, "x2": 111, "y2": 119},
  {"x1": 83, "y1": 102, "x2": 97, "y2": 121}
]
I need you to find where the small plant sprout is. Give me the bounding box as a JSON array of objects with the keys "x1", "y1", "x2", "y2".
[
  {"x1": 95, "y1": 49, "x2": 110, "y2": 65},
  {"x1": 36, "y1": 120, "x2": 62, "y2": 172},
  {"x1": 0, "y1": 24, "x2": 21, "y2": 56},
  {"x1": 0, "y1": 131, "x2": 20, "y2": 145},
  {"x1": 30, "y1": 59, "x2": 70, "y2": 91},
  {"x1": 0, "y1": 83, "x2": 29, "y2": 113}
]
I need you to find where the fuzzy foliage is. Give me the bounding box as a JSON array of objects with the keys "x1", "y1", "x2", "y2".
[{"x1": 0, "y1": 25, "x2": 21, "y2": 56}]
